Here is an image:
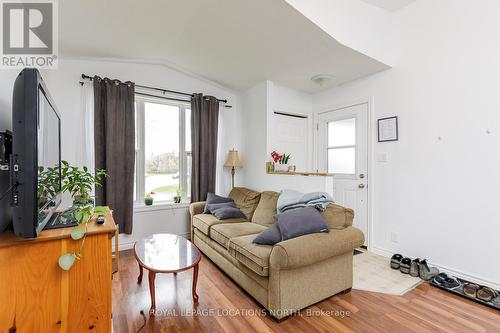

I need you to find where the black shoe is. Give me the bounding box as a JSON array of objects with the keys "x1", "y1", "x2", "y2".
[
  {"x1": 442, "y1": 277, "x2": 460, "y2": 289},
  {"x1": 399, "y1": 257, "x2": 412, "y2": 274},
  {"x1": 391, "y1": 254, "x2": 403, "y2": 269},
  {"x1": 433, "y1": 272, "x2": 448, "y2": 285}
]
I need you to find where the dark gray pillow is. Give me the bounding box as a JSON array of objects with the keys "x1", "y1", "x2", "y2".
[
  {"x1": 206, "y1": 201, "x2": 236, "y2": 213},
  {"x1": 277, "y1": 206, "x2": 329, "y2": 241},
  {"x1": 212, "y1": 206, "x2": 246, "y2": 220},
  {"x1": 253, "y1": 224, "x2": 281, "y2": 245},
  {"x1": 203, "y1": 193, "x2": 234, "y2": 214}
]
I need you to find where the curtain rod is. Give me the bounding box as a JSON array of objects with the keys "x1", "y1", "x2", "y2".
[{"x1": 80, "y1": 74, "x2": 232, "y2": 108}]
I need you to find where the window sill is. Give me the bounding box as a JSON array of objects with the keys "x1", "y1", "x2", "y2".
[{"x1": 134, "y1": 202, "x2": 191, "y2": 213}]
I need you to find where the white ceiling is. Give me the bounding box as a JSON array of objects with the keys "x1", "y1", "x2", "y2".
[
  {"x1": 360, "y1": 0, "x2": 415, "y2": 12},
  {"x1": 60, "y1": 0, "x2": 389, "y2": 93}
]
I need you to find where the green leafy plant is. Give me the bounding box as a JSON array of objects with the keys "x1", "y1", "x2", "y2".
[
  {"x1": 58, "y1": 205, "x2": 109, "y2": 271},
  {"x1": 55, "y1": 161, "x2": 109, "y2": 271},
  {"x1": 61, "y1": 161, "x2": 107, "y2": 206},
  {"x1": 279, "y1": 153, "x2": 291, "y2": 164},
  {"x1": 145, "y1": 191, "x2": 155, "y2": 205},
  {"x1": 174, "y1": 188, "x2": 182, "y2": 203}
]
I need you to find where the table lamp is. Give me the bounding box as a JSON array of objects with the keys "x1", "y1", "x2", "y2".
[{"x1": 224, "y1": 149, "x2": 242, "y2": 188}]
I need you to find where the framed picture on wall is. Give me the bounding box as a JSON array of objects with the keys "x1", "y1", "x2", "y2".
[{"x1": 378, "y1": 116, "x2": 398, "y2": 142}]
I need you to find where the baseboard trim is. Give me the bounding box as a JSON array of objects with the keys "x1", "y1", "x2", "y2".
[
  {"x1": 369, "y1": 246, "x2": 500, "y2": 291},
  {"x1": 118, "y1": 232, "x2": 191, "y2": 252}
]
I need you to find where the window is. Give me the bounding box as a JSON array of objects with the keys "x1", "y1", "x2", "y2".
[
  {"x1": 135, "y1": 96, "x2": 191, "y2": 204},
  {"x1": 327, "y1": 118, "x2": 356, "y2": 174}
]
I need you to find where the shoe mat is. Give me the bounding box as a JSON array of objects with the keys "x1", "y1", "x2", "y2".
[{"x1": 430, "y1": 276, "x2": 500, "y2": 311}]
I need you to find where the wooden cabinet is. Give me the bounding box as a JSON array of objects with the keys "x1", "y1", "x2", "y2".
[{"x1": 0, "y1": 213, "x2": 116, "y2": 332}]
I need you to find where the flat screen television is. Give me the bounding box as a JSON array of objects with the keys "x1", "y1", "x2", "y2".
[{"x1": 11, "y1": 68, "x2": 62, "y2": 238}]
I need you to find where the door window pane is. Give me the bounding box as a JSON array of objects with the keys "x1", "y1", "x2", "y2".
[
  {"x1": 328, "y1": 148, "x2": 355, "y2": 174},
  {"x1": 328, "y1": 118, "x2": 355, "y2": 147},
  {"x1": 144, "y1": 102, "x2": 179, "y2": 202}
]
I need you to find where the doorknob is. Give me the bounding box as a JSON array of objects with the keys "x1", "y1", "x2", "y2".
[{"x1": 358, "y1": 184, "x2": 365, "y2": 189}]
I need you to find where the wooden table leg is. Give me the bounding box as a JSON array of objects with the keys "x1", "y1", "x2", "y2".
[
  {"x1": 137, "y1": 262, "x2": 143, "y2": 284},
  {"x1": 149, "y1": 271, "x2": 157, "y2": 312},
  {"x1": 192, "y1": 263, "x2": 199, "y2": 303}
]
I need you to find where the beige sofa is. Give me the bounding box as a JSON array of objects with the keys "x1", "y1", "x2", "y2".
[{"x1": 189, "y1": 187, "x2": 364, "y2": 319}]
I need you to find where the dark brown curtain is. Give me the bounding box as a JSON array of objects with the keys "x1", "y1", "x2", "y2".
[
  {"x1": 94, "y1": 77, "x2": 135, "y2": 234},
  {"x1": 191, "y1": 93, "x2": 219, "y2": 202}
]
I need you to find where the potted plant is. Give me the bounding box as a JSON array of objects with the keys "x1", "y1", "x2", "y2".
[
  {"x1": 55, "y1": 161, "x2": 109, "y2": 271},
  {"x1": 61, "y1": 161, "x2": 107, "y2": 207},
  {"x1": 270, "y1": 151, "x2": 291, "y2": 172},
  {"x1": 174, "y1": 189, "x2": 182, "y2": 203},
  {"x1": 145, "y1": 192, "x2": 155, "y2": 206}
]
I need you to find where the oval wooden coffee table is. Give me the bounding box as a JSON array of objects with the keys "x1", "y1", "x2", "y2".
[{"x1": 134, "y1": 233, "x2": 201, "y2": 312}]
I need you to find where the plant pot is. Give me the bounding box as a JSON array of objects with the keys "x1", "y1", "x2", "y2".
[
  {"x1": 145, "y1": 197, "x2": 154, "y2": 206},
  {"x1": 173, "y1": 196, "x2": 182, "y2": 204},
  {"x1": 274, "y1": 164, "x2": 289, "y2": 172}
]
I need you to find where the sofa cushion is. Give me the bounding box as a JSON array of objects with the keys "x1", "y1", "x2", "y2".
[
  {"x1": 212, "y1": 206, "x2": 247, "y2": 220},
  {"x1": 228, "y1": 234, "x2": 272, "y2": 277},
  {"x1": 277, "y1": 207, "x2": 329, "y2": 241},
  {"x1": 192, "y1": 214, "x2": 247, "y2": 236},
  {"x1": 229, "y1": 187, "x2": 261, "y2": 221},
  {"x1": 203, "y1": 193, "x2": 234, "y2": 213},
  {"x1": 211, "y1": 222, "x2": 267, "y2": 248},
  {"x1": 205, "y1": 201, "x2": 236, "y2": 214},
  {"x1": 251, "y1": 191, "x2": 279, "y2": 226},
  {"x1": 320, "y1": 204, "x2": 355, "y2": 229},
  {"x1": 270, "y1": 227, "x2": 365, "y2": 269},
  {"x1": 253, "y1": 223, "x2": 282, "y2": 245}
]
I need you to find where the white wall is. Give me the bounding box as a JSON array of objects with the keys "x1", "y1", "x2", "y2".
[
  {"x1": 0, "y1": 58, "x2": 243, "y2": 249},
  {"x1": 285, "y1": 0, "x2": 397, "y2": 66},
  {"x1": 241, "y1": 81, "x2": 330, "y2": 193},
  {"x1": 313, "y1": 0, "x2": 500, "y2": 288}
]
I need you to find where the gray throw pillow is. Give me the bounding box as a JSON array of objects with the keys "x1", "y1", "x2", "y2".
[
  {"x1": 212, "y1": 206, "x2": 246, "y2": 220},
  {"x1": 253, "y1": 223, "x2": 281, "y2": 245},
  {"x1": 203, "y1": 193, "x2": 234, "y2": 214},
  {"x1": 206, "y1": 201, "x2": 236, "y2": 213},
  {"x1": 277, "y1": 206, "x2": 329, "y2": 241}
]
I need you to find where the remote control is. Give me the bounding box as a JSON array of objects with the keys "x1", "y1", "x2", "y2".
[{"x1": 96, "y1": 215, "x2": 105, "y2": 225}]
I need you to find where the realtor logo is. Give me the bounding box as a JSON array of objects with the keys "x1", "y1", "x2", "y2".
[{"x1": 1, "y1": 0, "x2": 58, "y2": 68}]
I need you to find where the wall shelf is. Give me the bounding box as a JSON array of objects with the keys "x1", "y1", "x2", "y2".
[{"x1": 266, "y1": 170, "x2": 334, "y2": 177}]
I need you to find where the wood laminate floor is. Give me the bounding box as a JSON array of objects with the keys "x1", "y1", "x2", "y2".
[{"x1": 112, "y1": 249, "x2": 500, "y2": 333}]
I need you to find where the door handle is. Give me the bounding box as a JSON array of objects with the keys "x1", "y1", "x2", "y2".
[{"x1": 358, "y1": 184, "x2": 365, "y2": 189}]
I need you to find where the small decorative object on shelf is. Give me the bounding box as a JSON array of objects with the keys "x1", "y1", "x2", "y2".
[
  {"x1": 145, "y1": 192, "x2": 155, "y2": 206},
  {"x1": 174, "y1": 189, "x2": 182, "y2": 203},
  {"x1": 270, "y1": 151, "x2": 292, "y2": 172}
]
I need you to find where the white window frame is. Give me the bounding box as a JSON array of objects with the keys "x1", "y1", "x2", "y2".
[{"x1": 134, "y1": 95, "x2": 191, "y2": 205}]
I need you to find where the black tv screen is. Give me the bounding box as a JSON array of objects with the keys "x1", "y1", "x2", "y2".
[{"x1": 12, "y1": 68, "x2": 62, "y2": 238}]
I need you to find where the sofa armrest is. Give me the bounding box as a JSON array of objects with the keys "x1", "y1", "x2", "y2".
[
  {"x1": 189, "y1": 201, "x2": 206, "y2": 216},
  {"x1": 269, "y1": 227, "x2": 364, "y2": 270}
]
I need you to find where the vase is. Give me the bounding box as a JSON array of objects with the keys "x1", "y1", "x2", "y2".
[
  {"x1": 145, "y1": 197, "x2": 153, "y2": 206},
  {"x1": 274, "y1": 164, "x2": 289, "y2": 172},
  {"x1": 174, "y1": 196, "x2": 181, "y2": 203}
]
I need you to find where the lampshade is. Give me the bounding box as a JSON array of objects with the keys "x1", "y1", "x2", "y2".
[{"x1": 224, "y1": 150, "x2": 242, "y2": 168}]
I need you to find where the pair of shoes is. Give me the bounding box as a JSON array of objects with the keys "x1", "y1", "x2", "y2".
[
  {"x1": 463, "y1": 283, "x2": 499, "y2": 302},
  {"x1": 390, "y1": 254, "x2": 412, "y2": 274},
  {"x1": 434, "y1": 273, "x2": 460, "y2": 288},
  {"x1": 418, "y1": 259, "x2": 439, "y2": 280}
]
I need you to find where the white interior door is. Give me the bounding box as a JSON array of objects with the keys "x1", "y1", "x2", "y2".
[
  {"x1": 269, "y1": 113, "x2": 309, "y2": 171},
  {"x1": 318, "y1": 103, "x2": 368, "y2": 243}
]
